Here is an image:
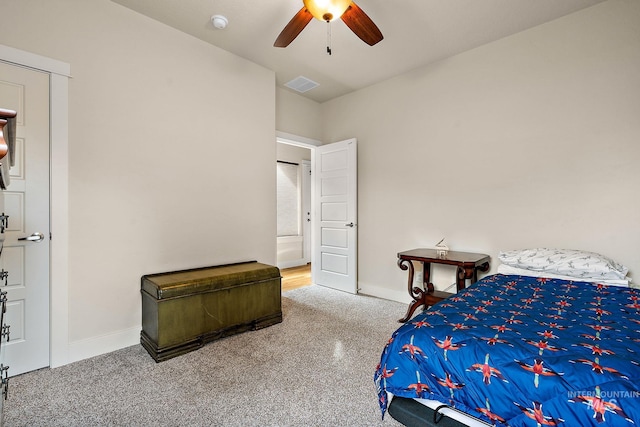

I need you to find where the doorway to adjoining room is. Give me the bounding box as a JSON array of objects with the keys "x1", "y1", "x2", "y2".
[{"x1": 276, "y1": 141, "x2": 312, "y2": 291}]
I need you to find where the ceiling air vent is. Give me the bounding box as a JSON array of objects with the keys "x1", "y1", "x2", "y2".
[{"x1": 284, "y1": 76, "x2": 319, "y2": 93}]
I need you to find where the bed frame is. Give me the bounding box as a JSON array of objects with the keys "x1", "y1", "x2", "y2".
[{"x1": 388, "y1": 396, "x2": 490, "y2": 427}]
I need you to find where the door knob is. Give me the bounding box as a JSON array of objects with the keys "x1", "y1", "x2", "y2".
[
  {"x1": 18, "y1": 232, "x2": 44, "y2": 242},
  {"x1": 345, "y1": 222, "x2": 355, "y2": 227}
]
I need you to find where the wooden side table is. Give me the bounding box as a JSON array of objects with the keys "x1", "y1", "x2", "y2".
[{"x1": 397, "y1": 248, "x2": 490, "y2": 322}]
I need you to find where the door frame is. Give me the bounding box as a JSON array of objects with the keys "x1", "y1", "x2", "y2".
[
  {"x1": 301, "y1": 160, "x2": 311, "y2": 264},
  {"x1": 0, "y1": 44, "x2": 70, "y2": 368},
  {"x1": 276, "y1": 131, "x2": 321, "y2": 281}
]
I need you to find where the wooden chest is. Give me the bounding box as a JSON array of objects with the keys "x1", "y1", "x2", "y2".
[{"x1": 140, "y1": 261, "x2": 282, "y2": 362}]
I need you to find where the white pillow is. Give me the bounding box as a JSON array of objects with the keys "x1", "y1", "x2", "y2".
[
  {"x1": 498, "y1": 248, "x2": 628, "y2": 281},
  {"x1": 497, "y1": 264, "x2": 630, "y2": 287}
]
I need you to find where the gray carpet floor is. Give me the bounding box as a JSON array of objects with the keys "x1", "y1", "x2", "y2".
[{"x1": 4, "y1": 285, "x2": 406, "y2": 426}]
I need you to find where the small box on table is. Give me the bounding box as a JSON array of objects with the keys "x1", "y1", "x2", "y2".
[{"x1": 140, "y1": 261, "x2": 282, "y2": 362}]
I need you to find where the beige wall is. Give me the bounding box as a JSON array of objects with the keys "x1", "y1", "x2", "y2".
[
  {"x1": 276, "y1": 87, "x2": 323, "y2": 142},
  {"x1": 321, "y1": 0, "x2": 640, "y2": 301},
  {"x1": 0, "y1": 0, "x2": 276, "y2": 359},
  {"x1": 0, "y1": 0, "x2": 637, "y2": 365},
  {"x1": 277, "y1": 144, "x2": 311, "y2": 164}
]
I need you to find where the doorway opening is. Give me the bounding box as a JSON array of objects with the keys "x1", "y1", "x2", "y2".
[
  {"x1": 276, "y1": 133, "x2": 318, "y2": 290},
  {"x1": 276, "y1": 134, "x2": 358, "y2": 295}
]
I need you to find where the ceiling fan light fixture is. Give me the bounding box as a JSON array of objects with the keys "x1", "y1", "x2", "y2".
[
  {"x1": 274, "y1": 0, "x2": 382, "y2": 49},
  {"x1": 303, "y1": 0, "x2": 351, "y2": 22}
]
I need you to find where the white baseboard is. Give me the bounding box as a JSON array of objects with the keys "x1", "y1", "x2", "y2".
[
  {"x1": 357, "y1": 282, "x2": 412, "y2": 305},
  {"x1": 67, "y1": 326, "x2": 140, "y2": 365}
]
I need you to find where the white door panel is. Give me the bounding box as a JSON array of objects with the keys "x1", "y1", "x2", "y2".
[
  {"x1": 3, "y1": 192, "x2": 24, "y2": 232},
  {"x1": 321, "y1": 252, "x2": 348, "y2": 275},
  {"x1": 0, "y1": 61, "x2": 51, "y2": 376},
  {"x1": 320, "y1": 150, "x2": 348, "y2": 171},
  {"x1": 321, "y1": 176, "x2": 347, "y2": 195},
  {"x1": 8, "y1": 138, "x2": 23, "y2": 179},
  {"x1": 321, "y1": 228, "x2": 348, "y2": 248},
  {"x1": 321, "y1": 202, "x2": 347, "y2": 221},
  {"x1": 313, "y1": 139, "x2": 357, "y2": 294},
  {"x1": 0, "y1": 247, "x2": 24, "y2": 287}
]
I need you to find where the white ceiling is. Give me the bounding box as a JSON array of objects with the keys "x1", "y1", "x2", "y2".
[{"x1": 110, "y1": 0, "x2": 605, "y2": 103}]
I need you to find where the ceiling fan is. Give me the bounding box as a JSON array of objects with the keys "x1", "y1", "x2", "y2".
[{"x1": 274, "y1": 0, "x2": 383, "y2": 50}]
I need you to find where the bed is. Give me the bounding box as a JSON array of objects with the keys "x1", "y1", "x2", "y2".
[{"x1": 375, "y1": 248, "x2": 639, "y2": 426}]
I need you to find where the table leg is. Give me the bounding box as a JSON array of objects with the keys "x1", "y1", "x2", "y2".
[
  {"x1": 456, "y1": 262, "x2": 491, "y2": 290},
  {"x1": 471, "y1": 262, "x2": 490, "y2": 286},
  {"x1": 477, "y1": 262, "x2": 490, "y2": 277},
  {"x1": 423, "y1": 262, "x2": 434, "y2": 293},
  {"x1": 398, "y1": 258, "x2": 425, "y2": 322},
  {"x1": 456, "y1": 266, "x2": 474, "y2": 291}
]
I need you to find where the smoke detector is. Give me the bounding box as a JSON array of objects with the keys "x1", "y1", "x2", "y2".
[{"x1": 211, "y1": 15, "x2": 228, "y2": 30}]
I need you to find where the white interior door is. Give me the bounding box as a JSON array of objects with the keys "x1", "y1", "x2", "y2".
[
  {"x1": 0, "y1": 61, "x2": 51, "y2": 376},
  {"x1": 312, "y1": 139, "x2": 357, "y2": 294}
]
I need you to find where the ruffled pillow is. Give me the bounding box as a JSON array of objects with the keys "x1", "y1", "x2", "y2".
[
  {"x1": 496, "y1": 264, "x2": 630, "y2": 287},
  {"x1": 498, "y1": 248, "x2": 628, "y2": 281}
]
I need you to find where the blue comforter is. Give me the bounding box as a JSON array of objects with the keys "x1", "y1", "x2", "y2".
[{"x1": 375, "y1": 274, "x2": 640, "y2": 426}]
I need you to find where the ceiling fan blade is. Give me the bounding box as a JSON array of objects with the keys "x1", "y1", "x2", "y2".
[
  {"x1": 340, "y1": 2, "x2": 383, "y2": 46},
  {"x1": 274, "y1": 7, "x2": 314, "y2": 48}
]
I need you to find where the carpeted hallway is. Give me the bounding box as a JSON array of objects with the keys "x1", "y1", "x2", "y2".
[{"x1": 5, "y1": 285, "x2": 405, "y2": 426}]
